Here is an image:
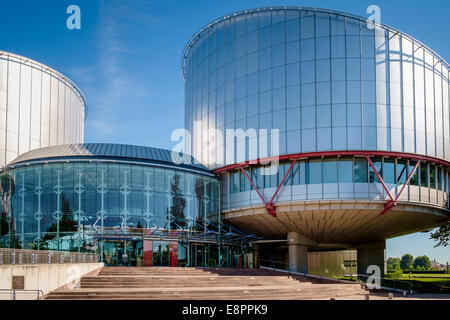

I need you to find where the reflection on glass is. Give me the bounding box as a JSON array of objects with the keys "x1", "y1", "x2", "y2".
[
  {"x1": 354, "y1": 158, "x2": 368, "y2": 183},
  {"x1": 420, "y1": 163, "x2": 428, "y2": 187}
]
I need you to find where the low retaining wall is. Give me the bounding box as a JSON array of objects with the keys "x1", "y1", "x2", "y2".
[{"x1": 0, "y1": 263, "x2": 103, "y2": 298}]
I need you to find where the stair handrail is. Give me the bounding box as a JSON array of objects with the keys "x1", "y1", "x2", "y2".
[{"x1": 0, "y1": 288, "x2": 44, "y2": 300}]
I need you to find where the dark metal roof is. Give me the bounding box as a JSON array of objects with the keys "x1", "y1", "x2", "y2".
[{"x1": 5, "y1": 143, "x2": 212, "y2": 175}]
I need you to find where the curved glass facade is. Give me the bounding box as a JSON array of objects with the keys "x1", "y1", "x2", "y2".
[
  {"x1": 0, "y1": 51, "x2": 85, "y2": 167},
  {"x1": 222, "y1": 156, "x2": 449, "y2": 210},
  {"x1": 0, "y1": 160, "x2": 219, "y2": 252},
  {"x1": 183, "y1": 7, "x2": 450, "y2": 170}
]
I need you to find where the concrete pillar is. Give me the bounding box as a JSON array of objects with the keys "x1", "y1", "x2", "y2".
[
  {"x1": 357, "y1": 240, "x2": 386, "y2": 278},
  {"x1": 252, "y1": 244, "x2": 260, "y2": 268},
  {"x1": 287, "y1": 232, "x2": 311, "y2": 273}
]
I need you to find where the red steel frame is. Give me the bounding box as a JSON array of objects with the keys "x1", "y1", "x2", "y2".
[{"x1": 215, "y1": 151, "x2": 450, "y2": 218}]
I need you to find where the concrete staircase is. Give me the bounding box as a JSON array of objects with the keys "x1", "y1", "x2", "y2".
[{"x1": 44, "y1": 267, "x2": 371, "y2": 300}]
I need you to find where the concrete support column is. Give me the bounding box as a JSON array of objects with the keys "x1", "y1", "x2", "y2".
[
  {"x1": 252, "y1": 244, "x2": 260, "y2": 268},
  {"x1": 357, "y1": 240, "x2": 386, "y2": 278},
  {"x1": 287, "y1": 232, "x2": 311, "y2": 273}
]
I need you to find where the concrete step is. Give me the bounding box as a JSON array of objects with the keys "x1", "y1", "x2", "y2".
[{"x1": 44, "y1": 266, "x2": 372, "y2": 300}]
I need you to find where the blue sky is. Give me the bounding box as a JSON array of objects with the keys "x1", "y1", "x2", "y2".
[{"x1": 1, "y1": 0, "x2": 449, "y2": 263}]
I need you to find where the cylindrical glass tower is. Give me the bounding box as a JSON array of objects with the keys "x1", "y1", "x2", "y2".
[{"x1": 183, "y1": 7, "x2": 450, "y2": 273}]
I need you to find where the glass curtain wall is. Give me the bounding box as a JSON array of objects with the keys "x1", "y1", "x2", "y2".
[{"x1": 0, "y1": 162, "x2": 220, "y2": 251}]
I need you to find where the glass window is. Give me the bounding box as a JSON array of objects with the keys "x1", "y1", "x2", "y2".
[
  {"x1": 286, "y1": 19, "x2": 299, "y2": 42},
  {"x1": 301, "y1": 39, "x2": 315, "y2": 61},
  {"x1": 369, "y1": 157, "x2": 382, "y2": 183},
  {"x1": 259, "y1": 68, "x2": 271, "y2": 92},
  {"x1": 408, "y1": 161, "x2": 419, "y2": 186},
  {"x1": 286, "y1": 63, "x2": 300, "y2": 85},
  {"x1": 271, "y1": 22, "x2": 285, "y2": 46},
  {"x1": 396, "y1": 160, "x2": 407, "y2": 184},
  {"x1": 287, "y1": 85, "x2": 300, "y2": 107},
  {"x1": 292, "y1": 161, "x2": 306, "y2": 185},
  {"x1": 301, "y1": 83, "x2": 315, "y2": 106},
  {"x1": 354, "y1": 158, "x2": 368, "y2": 182},
  {"x1": 301, "y1": 61, "x2": 315, "y2": 83},
  {"x1": 429, "y1": 165, "x2": 436, "y2": 189},
  {"x1": 338, "y1": 159, "x2": 353, "y2": 183},
  {"x1": 346, "y1": 35, "x2": 361, "y2": 57},
  {"x1": 300, "y1": 13, "x2": 314, "y2": 39},
  {"x1": 438, "y1": 167, "x2": 443, "y2": 190},
  {"x1": 308, "y1": 160, "x2": 322, "y2": 184},
  {"x1": 259, "y1": 26, "x2": 271, "y2": 49},
  {"x1": 273, "y1": 66, "x2": 286, "y2": 89},
  {"x1": 272, "y1": 44, "x2": 285, "y2": 66},
  {"x1": 315, "y1": 13, "x2": 330, "y2": 37},
  {"x1": 231, "y1": 171, "x2": 239, "y2": 193},
  {"x1": 259, "y1": 47, "x2": 271, "y2": 70},
  {"x1": 317, "y1": 82, "x2": 331, "y2": 105},
  {"x1": 316, "y1": 37, "x2": 330, "y2": 60},
  {"x1": 317, "y1": 105, "x2": 331, "y2": 127},
  {"x1": 383, "y1": 159, "x2": 395, "y2": 184},
  {"x1": 322, "y1": 160, "x2": 337, "y2": 183},
  {"x1": 420, "y1": 163, "x2": 428, "y2": 187},
  {"x1": 286, "y1": 41, "x2": 300, "y2": 64},
  {"x1": 316, "y1": 60, "x2": 330, "y2": 82}
]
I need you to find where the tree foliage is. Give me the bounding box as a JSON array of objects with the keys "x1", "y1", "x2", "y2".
[
  {"x1": 400, "y1": 254, "x2": 414, "y2": 270},
  {"x1": 430, "y1": 222, "x2": 450, "y2": 247},
  {"x1": 413, "y1": 255, "x2": 432, "y2": 270},
  {"x1": 387, "y1": 257, "x2": 401, "y2": 270}
]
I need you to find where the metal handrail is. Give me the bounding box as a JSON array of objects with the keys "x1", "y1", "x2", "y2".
[{"x1": 0, "y1": 289, "x2": 44, "y2": 300}]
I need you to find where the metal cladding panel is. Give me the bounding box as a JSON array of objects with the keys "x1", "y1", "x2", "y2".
[
  {"x1": 183, "y1": 7, "x2": 450, "y2": 171},
  {"x1": 0, "y1": 51, "x2": 86, "y2": 167},
  {"x1": 5, "y1": 143, "x2": 210, "y2": 173}
]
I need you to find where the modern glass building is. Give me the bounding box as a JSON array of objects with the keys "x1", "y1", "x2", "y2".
[
  {"x1": 0, "y1": 144, "x2": 255, "y2": 267},
  {"x1": 0, "y1": 51, "x2": 86, "y2": 167},
  {"x1": 183, "y1": 7, "x2": 450, "y2": 275}
]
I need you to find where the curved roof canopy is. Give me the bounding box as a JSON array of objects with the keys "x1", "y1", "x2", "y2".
[{"x1": 4, "y1": 143, "x2": 212, "y2": 175}]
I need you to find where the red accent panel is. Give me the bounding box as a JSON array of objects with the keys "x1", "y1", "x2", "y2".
[
  {"x1": 143, "y1": 240, "x2": 153, "y2": 267},
  {"x1": 170, "y1": 242, "x2": 178, "y2": 267},
  {"x1": 213, "y1": 151, "x2": 450, "y2": 173}
]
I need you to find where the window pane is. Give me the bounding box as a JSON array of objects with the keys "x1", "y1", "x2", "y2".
[
  {"x1": 322, "y1": 160, "x2": 337, "y2": 183},
  {"x1": 429, "y1": 165, "x2": 436, "y2": 189},
  {"x1": 420, "y1": 163, "x2": 428, "y2": 187},
  {"x1": 409, "y1": 161, "x2": 419, "y2": 186},
  {"x1": 354, "y1": 158, "x2": 368, "y2": 182},
  {"x1": 369, "y1": 157, "x2": 382, "y2": 183},
  {"x1": 396, "y1": 160, "x2": 407, "y2": 184},
  {"x1": 338, "y1": 159, "x2": 353, "y2": 182},
  {"x1": 308, "y1": 160, "x2": 322, "y2": 184},
  {"x1": 383, "y1": 159, "x2": 395, "y2": 184},
  {"x1": 292, "y1": 161, "x2": 306, "y2": 185}
]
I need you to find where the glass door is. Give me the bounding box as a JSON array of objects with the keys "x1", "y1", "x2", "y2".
[{"x1": 152, "y1": 241, "x2": 170, "y2": 266}]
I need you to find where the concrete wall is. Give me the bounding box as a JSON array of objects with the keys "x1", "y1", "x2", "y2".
[{"x1": 0, "y1": 263, "x2": 103, "y2": 299}]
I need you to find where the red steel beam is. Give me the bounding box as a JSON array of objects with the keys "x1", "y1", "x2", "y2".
[
  {"x1": 238, "y1": 160, "x2": 297, "y2": 217},
  {"x1": 366, "y1": 156, "x2": 395, "y2": 202},
  {"x1": 213, "y1": 150, "x2": 450, "y2": 174},
  {"x1": 227, "y1": 153, "x2": 440, "y2": 218}
]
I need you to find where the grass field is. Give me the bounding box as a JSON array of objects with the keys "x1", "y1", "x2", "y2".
[{"x1": 398, "y1": 274, "x2": 450, "y2": 288}]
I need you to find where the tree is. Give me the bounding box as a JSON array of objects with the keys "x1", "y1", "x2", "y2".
[
  {"x1": 430, "y1": 222, "x2": 450, "y2": 247},
  {"x1": 169, "y1": 174, "x2": 187, "y2": 229},
  {"x1": 387, "y1": 257, "x2": 401, "y2": 270},
  {"x1": 413, "y1": 255, "x2": 432, "y2": 271},
  {"x1": 400, "y1": 254, "x2": 414, "y2": 270}
]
